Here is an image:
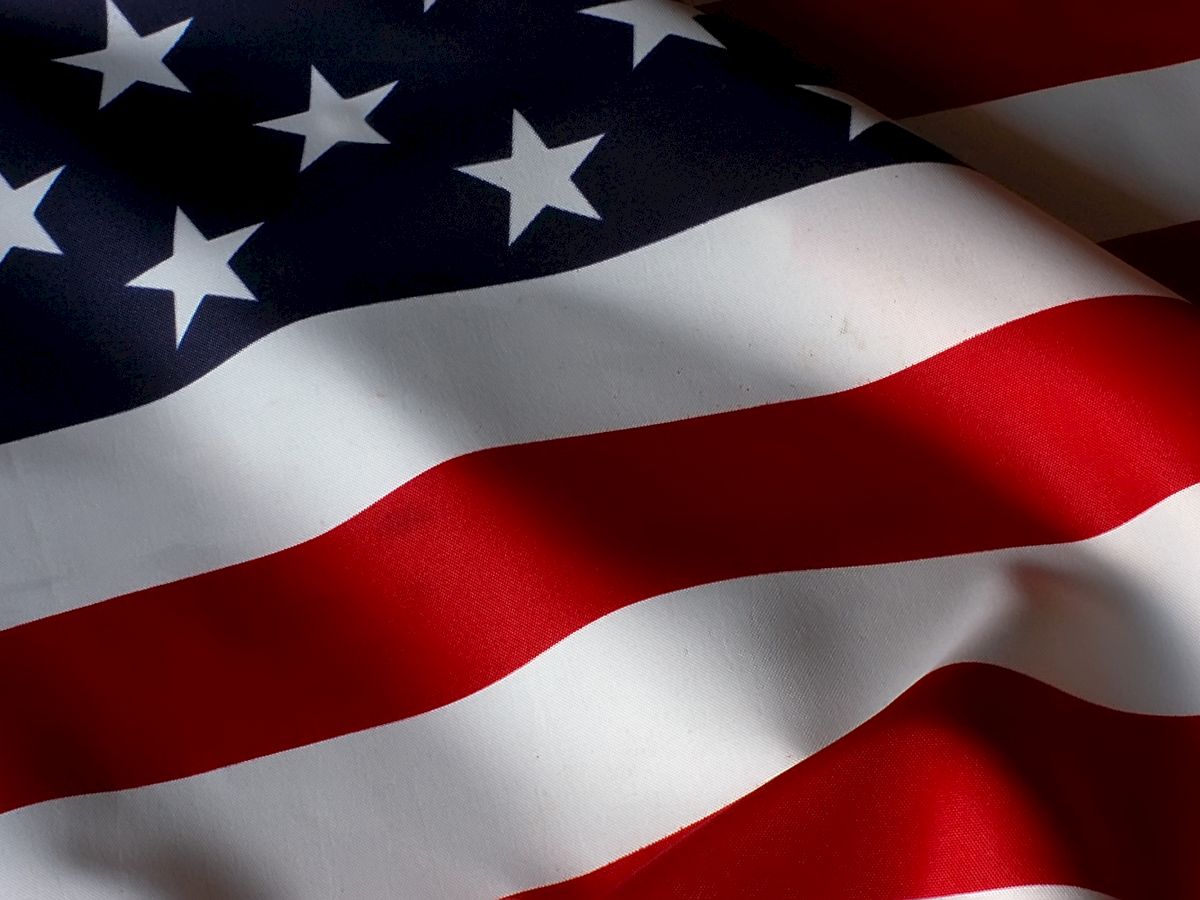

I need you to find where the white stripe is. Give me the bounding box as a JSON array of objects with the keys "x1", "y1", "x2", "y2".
[
  {"x1": 2, "y1": 482, "x2": 1196, "y2": 898},
  {"x1": 903, "y1": 58, "x2": 1200, "y2": 241},
  {"x1": 921, "y1": 889, "x2": 1114, "y2": 900},
  {"x1": 0, "y1": 162, "x2": 1164, "y2": 630}
]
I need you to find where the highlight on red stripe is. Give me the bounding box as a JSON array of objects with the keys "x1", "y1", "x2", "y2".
[
  {"x1": 512, "y1": 662, "x2": 1200, "y2": 899},
  {"x1": 3, "y1": 293, "x2": 1200, "y2": 815},
  {"x1": 719, "y1": 0, "x2": 1200, "y2": 116}
]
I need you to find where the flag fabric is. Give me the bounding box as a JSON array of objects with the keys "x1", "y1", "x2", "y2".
[{"x1": 0, "y1": 0, "x2": 1197, "y2": 897}]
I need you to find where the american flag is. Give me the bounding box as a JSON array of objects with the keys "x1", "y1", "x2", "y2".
[{"x1": 1, "y1": 0, "x2": 1197, "y2": 896}]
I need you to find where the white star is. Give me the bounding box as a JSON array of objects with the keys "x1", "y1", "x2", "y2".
[
  {"x1": 127, "y1": 209, "x2": 261, "y2": 348},
  {"x1": 456, "y1": 111, "x2": 603, "y2": 245},
  {"x1": 55, "y1": 0, "x2": 191, "y2": 109},
  {"x1": 255, "y1": 67, "x2": 396, "y2": 171},
  {"x1": 796, "y1": 85, "x2": 888, "y2": 139},
  {"x1": 0, "y1": 168, "x2": 64, "y2": 265},
  {"x1": 580, "y1": 0, "x2": 722, "y2": 67}
]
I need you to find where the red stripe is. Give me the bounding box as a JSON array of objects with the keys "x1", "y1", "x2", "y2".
[
  {"x1": 1103, "y1": 222, "x2": 1200, "y2": 304},
  {"x1": 720, "y1": 1, "x2": 1200, "y2": 116},
  {"x1": 3, "y1": 293, "x2": 1199, "y2": 814},
  {"x1": 513, "y1": 662, "x2": 1200, "y2": 900}
]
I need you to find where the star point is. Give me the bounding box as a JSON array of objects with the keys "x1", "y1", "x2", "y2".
[
  {"x1": 0, "y1": 167, "x2": 65, "y2": 265},
  {"x1": 55, "y1": 0, "x2": 191, "y2": 108},
  {"x1": 580, "y1": 0, "x2": 722, "y2": 67},
  {"x1": 457, "y1": 111, "x2": 603, "y2": 245},
  {"x1": 796, "y1": 85, "x2": 888, "y2": 140},
  {"x1": 256, "y1": 67, "x2": 396, "y2": 171},
  {"x1": 127, "y1": 209, "x2": 261, "y2": 348}
]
